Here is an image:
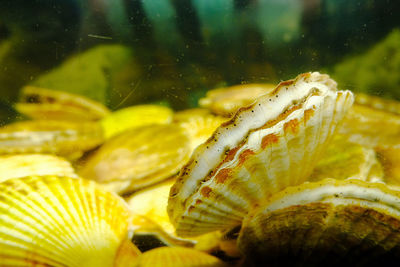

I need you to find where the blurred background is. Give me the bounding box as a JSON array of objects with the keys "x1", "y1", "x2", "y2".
[{"x1": 0, "y1": 0, "x2": 399, "y2": 123}]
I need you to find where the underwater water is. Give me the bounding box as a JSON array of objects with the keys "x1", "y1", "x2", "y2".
[{"x1": 1, "y1": 0, "x2": 400, "y2": 266}]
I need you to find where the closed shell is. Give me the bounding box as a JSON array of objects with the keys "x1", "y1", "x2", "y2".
[
  {"x1": 168, "y1": 72, "x2": 354, "y2": 237},
  {"x1": 0, "y1": 120, "x2": 104, "y2": 160},
  {"x1": 79, "y1": 123, "x2": 192, "y2": 194},
  {"x1": 131, "y1": 247, "x2": 227, "y2": 267},
  {"x1": 15, "y1": 86, "x2": 110, "y2": 121},
  {"x1": 0, "y1": 175, "x2": 139, "y2": 267},
  {"x1": 239, "y1": 178, "x2": 400, "y2": 265}
]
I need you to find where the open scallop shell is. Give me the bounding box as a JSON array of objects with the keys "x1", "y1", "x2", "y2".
[
  {"x1": 15, "y1": 86, "x2": 110, "y2": 121},
  {"x1": 0, "y1": 175, "x2": 139, "y2": 266},
  {"x1": 131, "y1": 247, "x2": 227, "y2": 267},
  {"x1": 199, "y1": 83, "x2": 276, "y2": 117},
  {"x1": 168, "y1": 72, "x2": 354, "y2": 237},
  {"x1": 0, "y1": 154, "x2": 78, "y2": 183},
  {"x1": 100, "y1": 105, "x2": 173, "y2": 139},
  {"x1": 0, "y1": 120, "x2": 104, "y2": 160},
  {"x1": 239, "y1": 178, "x2": 400, "y2": 265},
  {"x1": 79, "y1": 123, "x2": 192, "y2": 194}
]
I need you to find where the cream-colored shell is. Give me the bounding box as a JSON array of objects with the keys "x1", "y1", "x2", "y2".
[
  {"x1": 168, "y1": 72, "x2": 354, "y2": 237},
  {"x1": 0, "y1": 175, "x2": 138, "y2": 266},
  {"x1": 0, "y1": 154, "x2": 78, "y2": 183}
]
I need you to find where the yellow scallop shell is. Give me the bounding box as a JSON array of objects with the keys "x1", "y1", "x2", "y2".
[
  {"x1": 131, "y1": 247, "x2": 227, "y2": 267},
  {"x1": 0, "y1": 175, "x2": 139, "y2": 266},
  {"x1": 0, "y1": 120, "x2": 104, "y2": 160},
  {"x1": 100, "y1": 105, "x2": 173, "y2": 139},
  {"x1": 309, "y1": 135, "x2": 383, "y2": 182},
  {"x1": 15, "y1": 86, "x2": 111, "y2": 121},
  {"x1": 79, "y1": 123, "x2": 192, "y2": 194},
  {"x1": 0, "y1": 154, "x2": 77, "y2": 183}
]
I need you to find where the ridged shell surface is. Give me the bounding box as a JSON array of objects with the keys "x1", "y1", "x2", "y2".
[
  {"x1": 0, "y1": 154, "x2": 77, "y2": 182},
  {"x1": 15, "y1": 86, "x2": 110, "y2": 121},
  {"x1": 79, "y1": 123, "x2": 192, "y2": 194},
  {"x1": 132, "y1": 247, "x2": 227, "y2": 267},
  {"x1": 0, "y1": 120, "x2": 104, "y2": 160},
  {"x1": 0, "y1": 175, "x2": 136, "y2": 267},
  {"x1": 168, "y1": 72, "x2": 354, "y2": 237},
  {"x1": 239, "y1": 178, "x2": 400, "y2": 265}
]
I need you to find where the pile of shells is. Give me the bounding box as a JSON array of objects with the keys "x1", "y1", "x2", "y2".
[{"x1": 2, "y1": 72, "x2": 400, "y2": 266}]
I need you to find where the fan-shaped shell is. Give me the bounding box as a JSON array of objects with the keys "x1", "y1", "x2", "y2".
[
  {"x1": 309, "y1": 135, "x2": 383, "y2": 183},
  {"x1": 15, "y1": 86, "x2": 110, "y2": 121},
  {"x1": 0, "y1": 120, "x2": 104, "y2": 160},
  {"x1": 100, "y1": 105, "x2": 173, "y2": 139},
  {"x1": 79, "y1": 123, "x2": 192, "y2": 194},
  {"x1": 340, "y1": 103, "x2": 400, "y2": 148},
  {"x1": 239, "y1": 178, "x2": 400, "y2": 265},
  {"x1": 0, "y1": 175, "x2": 139, "y2": 266},
  {"x1": 199, "y1": 83, "x2": 276, "y2": 117},
  {"x1": 0, "y1": 154, "x2": 77, "y2": 182},
  {"x1": 168, "y1": 72, "x2": 354, "y2": 237},
  {"x1": 131, "y1": 247, "x2": 227, "y2": 267}
]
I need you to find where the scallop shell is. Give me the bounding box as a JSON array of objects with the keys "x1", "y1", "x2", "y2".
[
  {"x1": 340, "y1": 103, "x2": 400, "y2": 148},
  {"x1": 168, "y1": 72, "x2": 354, "y2": 237},
  {"x1": 0, "y1": 154, "x2": 78, "y2": 183},
  {"x1": 199, "y1": 83, "x2": 276, "y2": 117},
  {"x1": 0, "y1": 175, "x2": 139, "y2": 266},
  {"x1": 309, "y1": 135, "x2": 383, "y2": 183},
  {"x1": 79, "y1": 123, "x2": 192, "y2": 194},
  {"x1": 238, "y1": 178, "x2": 400, "y2": 265},
  {"x1": 0, "y1": 120, "x2": 104, "y2": 160},
  {"x1": 15, "y1": 86, "x2": 110, "y2": 121},
  {"x1": 100, "y1": 105, "x2": 173, "y2": 139},
  {"x1": 131, "y1": 247, "x2": 227, "y2": 267}
]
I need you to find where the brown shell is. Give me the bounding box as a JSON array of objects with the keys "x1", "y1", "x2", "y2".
[{"x1": 238, "y1": 178, "x2": 400, "y2": 265}]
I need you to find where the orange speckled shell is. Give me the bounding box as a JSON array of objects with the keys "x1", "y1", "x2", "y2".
[{"x1": 168, "y1": 72, "x2": 354, "y2": 237}]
